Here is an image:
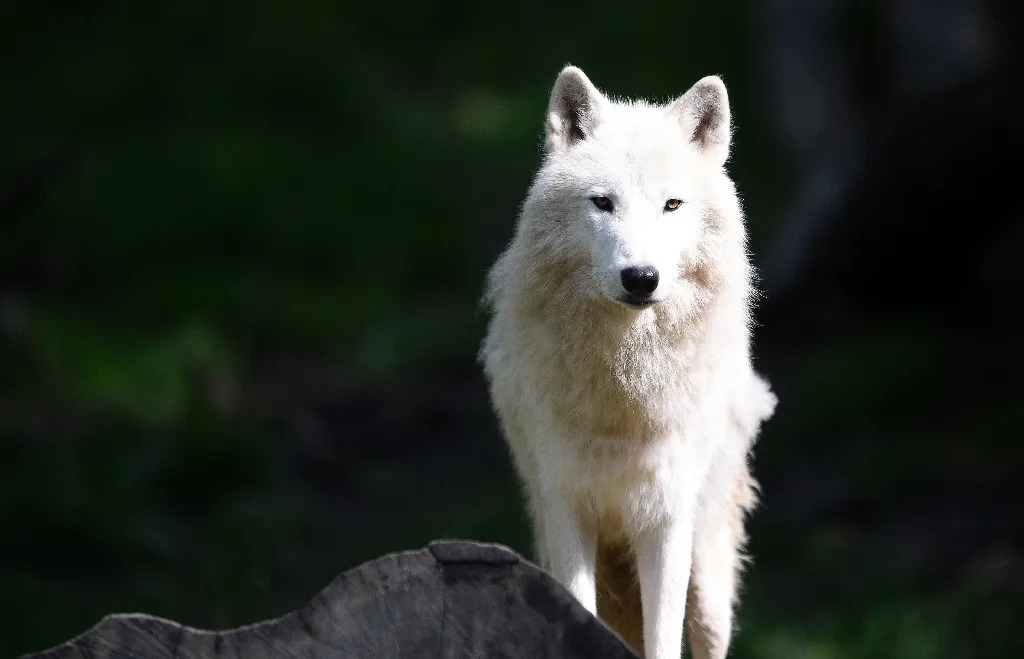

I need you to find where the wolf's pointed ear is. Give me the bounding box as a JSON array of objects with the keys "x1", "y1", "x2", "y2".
[
  {"x1": 545, "y1": 66, "x2": 606, "y2": 153},
  {"x1": 671, "y1": 76, "x2": 731, "y2": 166}
]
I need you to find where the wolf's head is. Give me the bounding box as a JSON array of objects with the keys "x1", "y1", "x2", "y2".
[{"x1": 519, "y1": 66, "x2": 746, "y2": 316}]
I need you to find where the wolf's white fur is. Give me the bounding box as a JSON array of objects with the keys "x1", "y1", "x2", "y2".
[{"x1": 480, "y1": 66, "x2": 776, "y2": 659}]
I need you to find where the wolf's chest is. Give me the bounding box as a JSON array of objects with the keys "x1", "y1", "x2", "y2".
[
  {"x1": 562, "y1": 434, "x2": 709, "y2": 534},
  {"x1": 545, "y1": 354, "x2": 691, "y2": 441}
]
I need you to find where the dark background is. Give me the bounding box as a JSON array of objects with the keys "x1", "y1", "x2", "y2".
[{"x1": 2, "y1": 1, "x2": 1020, "y2": 657}]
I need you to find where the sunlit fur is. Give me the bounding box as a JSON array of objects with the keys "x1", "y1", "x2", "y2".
[{"x1": 480, "y1": 66, "x2": 776, "y2": 659}]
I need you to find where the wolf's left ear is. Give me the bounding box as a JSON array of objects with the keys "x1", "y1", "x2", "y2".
[{"x1": 671, "y1": 76, "x2": 731, "y2": 166}]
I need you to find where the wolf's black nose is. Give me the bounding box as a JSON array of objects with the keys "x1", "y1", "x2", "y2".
[{"x1": 620, "y1": 266, "x2": 659, "y2": 296}]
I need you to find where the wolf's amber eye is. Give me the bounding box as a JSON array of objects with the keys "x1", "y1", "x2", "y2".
[
  {"x1": 664, "y1": 199, "x2": 683, "y2": 212},
  {"x1": 591, "y1": 196, "x2": 614, "y2": 212}
]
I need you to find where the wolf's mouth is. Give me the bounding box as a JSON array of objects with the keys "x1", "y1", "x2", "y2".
[{"x1": 618, "y1": 296, "x2": 657, "y2": 309}]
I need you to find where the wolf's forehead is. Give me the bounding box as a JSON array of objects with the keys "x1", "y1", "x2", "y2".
[
  {"x1": 604, "y1": 103, "x2": 678, "y2": 142},
  {"x1": 587, "y1": 124, "x2": 699, "y2": 189},
  {"x1": 596, "y1": 103, "x2": 698, "y2": 168}
]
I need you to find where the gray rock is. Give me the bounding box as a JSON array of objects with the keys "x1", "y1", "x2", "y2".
[{"x1": 22, "y1": 540, "x2": 639, "y2": 659}]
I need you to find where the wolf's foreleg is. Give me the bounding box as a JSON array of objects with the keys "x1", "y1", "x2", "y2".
[
  {"x1": 636, "y1": 514, "x2": 694, "y2": 659},
  {"x1": 540, "y1": 492, "x2": 597, "y2": 614}
]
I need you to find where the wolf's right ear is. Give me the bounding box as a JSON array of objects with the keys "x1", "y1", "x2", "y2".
[{"x1": 545, "y1": 66, "x2": 606, "y2": 153}]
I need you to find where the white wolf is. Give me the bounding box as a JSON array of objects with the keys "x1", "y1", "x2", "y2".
[{"x1": 480, "y1": 66, "x2": 776, "y2": 659}]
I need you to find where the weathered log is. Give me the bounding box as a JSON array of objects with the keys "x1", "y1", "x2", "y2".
[{"x1": 22, "y1": 540, "x2": 640, "y2": 659}]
